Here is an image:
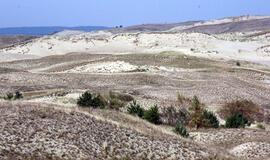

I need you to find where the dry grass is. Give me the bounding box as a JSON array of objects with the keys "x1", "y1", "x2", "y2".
[{"x1": 0, "y1": 101, "x2": 223, "y2": 160}]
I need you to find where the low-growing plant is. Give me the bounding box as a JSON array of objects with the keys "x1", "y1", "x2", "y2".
[
  {"x1": 108, "y1": 98, "x2": 125, "y2": 110},
  {"x1": 177, "y1": 94, "x2": 191, "y2": 105},
  {"x1": 108, "y1": 91, "x2": 134, "y2": 110},
  {"x1": 144, "y1": 105, "x2": 161, "y2": 124},
  {"x1": 14, "y1": 91, "x2": 23, "y2": 100},
  {"x1": 127, "y1": 100, "x2": 144, "y2": 118},
  {"x1": 225, "y1": 112, "x2": 250, "y2": 128},
  {"x1": 77, "y1": 91, "x2": 106, "y2": 108},
  {"x1": 188, "y1": 96, "x2": 220, "y2": 129},
  {"x1": 256, "y1": 123, "x2": 266, "y2": 130},
  {"x1": 189, "y1": 96, "x2": 210, "y2": 129},
  {"x1": 220, "y1": 100, "x2": 260, "y2": 122},
  {"x1": 109, "y1": 91, "x2": 134, "y2": 102},
  {"x1": 173, "y1": 122, "x2": 189, "y2": 138},
  {"x1": 203, "y1": 110, "x2": 219, "y2": 128},
  {"x1": 236, "y1": 61, "x2": 241, "y2": 66},
  {"x1": 161, "y1": 105, "x2": 189, "y2": 126},
  {"x1": 4, "y1": 93, "x2": 14, "y2": 100}
]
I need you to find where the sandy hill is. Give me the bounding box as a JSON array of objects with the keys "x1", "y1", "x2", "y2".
[
  {"x1": 1, "y1": 31, "x2": 270, "y2": 65},
  {"x1": 0, "y1": 35, "x2": 36, "y2": 48},
  {"x1": 107, "y1": 15, "x2": 270, "y2": 34}
]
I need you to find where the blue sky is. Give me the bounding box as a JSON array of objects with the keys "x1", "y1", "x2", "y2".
[{"x1": 1, "y1": 0, "x2": 270, "y2": 28}]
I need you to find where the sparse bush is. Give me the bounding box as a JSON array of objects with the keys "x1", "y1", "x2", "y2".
[
  {"x1": 188, "y1": 96, "x2": 210, "y2": 129},
  {"x1": 14, "y1": 91, "x2": 23, "y2": 100},
  {"x1": 173, "y1": 123, "x2": 189, "y2": 138},
  {"x1": 256, "y1": 123, "x2": 266, "y2": 130},
  {"x1": 127, "y1": 100, "x2": 144, "y2": 118},
  {"x1": 143, "y1": 105, "x2": 161, "y2": 124},
  {"x1": 107, "y1": 91, "x2": 133, "y2": 110},
  {"x1": 220, "y1": 100, "x2": 260, "y2": 122},
  {"x1": 108, "y1": 98, "x2": 125, "y2": 110},
  {"x1": 109, "y1": 91, "x2": 134, "y2": 102},
  {"x1": 4, "y1": 93, "x2": 14, "y2": 100},
  {"x1": 77, "y1": 91, "x2": 106, "y2": 108},
  {"x1": 203, "y1": 110, "x2": 219, "y2": 128},
  {"x1": 161, "y1": 106, "x2": 189, "y2": 126},
  {"x1": 225, "y1": 112, "x2": 250, "y2": 128},
  {"x1": 188, "y1": 96, "x2": 219, "y2": 129},
  {"x1": 177, "y1": 94, "x2": 191, "y2": 105}
]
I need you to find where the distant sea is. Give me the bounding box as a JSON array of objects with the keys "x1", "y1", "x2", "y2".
[{"x1": 0, "y1": 26, "x2": 111, "y2": 36}]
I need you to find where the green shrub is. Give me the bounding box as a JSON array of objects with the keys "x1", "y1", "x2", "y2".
[
  {"x1": 236, "y1": 61, "x2": 241, "y2": 66},
  {"x1": 127, "y1": 100, "x2": 144, "y2": 118},
  {"x1": 77, "y1": 91, "x2": 106, "y2": 108},
  {"x1": 173, "y1": 123, "x2": 189, "y2": 138},
  {"x1": 225, "y1": 112, "x2": 250, "y2": 128},
  {"x1": 14, "y1": 91, "x2": 23, "y2": 100},
  {"x1": 4, "y1": 93, "x2": 14, "y2": 100},
  {"x1": 143, "y1": 105, "x2": 161, "y2": 124},
  {"x1": 203, "y1": 110, "x2": 219, "y2": 128}
]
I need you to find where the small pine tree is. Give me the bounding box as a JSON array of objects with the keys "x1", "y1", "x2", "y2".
[
  {"x1": 173, "y1": 123, "x2": 189, "y2": 138},
  {"x1": 91, "y1": 94, "x2": 106, "y2": 109},
  {"x1": 77, "y1": 91, "x2": 106, "y2": 108},
  {"x1": 143, "y1": 105, "x2": 161, "y2": 124},
  {"x1": 189, "y1": 96, "x2": 210, "y2": 129},
  {"x1": 225, "y1": 112, "x2": 250, "y2": 128},
  {"x1": 127, "y1": 100, "x2": 144, "y2": 118},
  {"x1": 203, "y1": 110, "x2": 219, "y2": 128},
  {"x1": 14, "y1": 91, "x2": 23, "y2": 100},
  {"x1": 77, "y1": 91, "x2": 93, "y2": 107}
]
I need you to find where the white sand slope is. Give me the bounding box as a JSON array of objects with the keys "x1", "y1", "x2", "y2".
[
  {"x1": 62, "y1": 61, "x2": 189, "y2": 73},
  {"x1": 170, "y1": 15, "x2": 270, "y2": 31},
  {"x1": 1, "y1": 32, "x2": 270, "y2": 64},
  {"x1": 0, "y1": 52, "x2": 39, "y2": 62}
]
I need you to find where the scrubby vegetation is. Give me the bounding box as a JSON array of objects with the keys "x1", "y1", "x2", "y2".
[
  {"x1": 4, "y1": 93, "x2": 14, "y2": 100},
  {"x1": 220, "y1": 100, "x2": 261, "y2": 122},
  {"x1": 127, "y1": 100, "x2": 144, "y2": 118},
  {"x1": 4, "y1": 91, "x2": 23, "y2": 100},
  {"x1": 107, "y1": 91, "x2": 133, "y2": 110},
  {"x1": 161, "y1": 105, "x2": 189, "y2": 126},
  {"x1": 77, "y1": 91, "x2": 106, "y2": 108},
  {"x1": 173, "y1": 123, "x2": 189, "y2": 138},
  {"x1": 203, "y1": 110, "x2": 219, "y2": 128},
  {"x1": 143, "y1": 105, "x2": 161, "y2": 124},
  {"x1": 188, "y1": 96, "x2": 219, "y2": 129},
  {"x1": 177, "y1": 94, "x2": 191, "y2": 106},
  {"x1": 225, "y1": 112, "x2": 250, "y2": 128},
  {"x1": 15, "y1": 91, "x2": 23, "y2": 100},
  {"x1": 127, "y1": 101, "x2": 161, "y2": 125}
]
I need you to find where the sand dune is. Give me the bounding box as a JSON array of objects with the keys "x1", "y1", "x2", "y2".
[{"x1": 1, "y1": 31, "x2": 270, "y2": 65}]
